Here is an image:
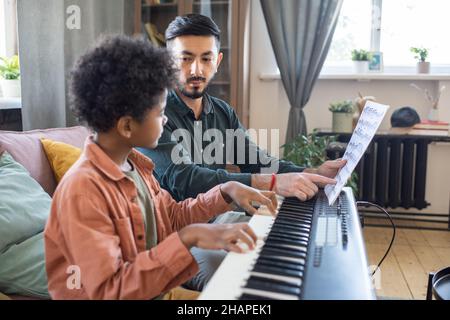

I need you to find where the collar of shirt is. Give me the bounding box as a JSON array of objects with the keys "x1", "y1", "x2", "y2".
[
  {"x1": 168, "y1": 90, "x2": 214, "y2": 119},
  {"x1": 83, "y1": 136, "x2": 156, "y2": 182}
]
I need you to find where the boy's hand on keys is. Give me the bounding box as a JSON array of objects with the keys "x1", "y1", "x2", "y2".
[
  {"x1": 179, "y1": 223, "x2": 257, "y2": 253},
  {"x1": 219, "y1": 181, "x2": 278, "y2": 216}
]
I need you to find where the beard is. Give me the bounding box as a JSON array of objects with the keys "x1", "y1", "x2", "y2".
[{"x1": 178, "y1": 76, "x2": 211, "y2": 99}]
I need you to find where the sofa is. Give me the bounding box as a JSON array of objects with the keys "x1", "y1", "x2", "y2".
[{"x1": 0, "y1": 126, "x2": 90, "y2": 299}]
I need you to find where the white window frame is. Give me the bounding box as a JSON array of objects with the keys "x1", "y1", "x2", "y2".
[
  {"x1": 0, "y1": 0, "x2": 18, "y2": 58},
  {"x1": 321, "y1": 0, "x2": 450, "y2": 76}
]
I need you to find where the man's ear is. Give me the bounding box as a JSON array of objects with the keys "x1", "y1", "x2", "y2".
[
  {"x1": 216, "y1": 52, "x2": 224, "y2": 72},
  {"x1": 116, "y1": 116, "x2": 133, "y2": 139}
]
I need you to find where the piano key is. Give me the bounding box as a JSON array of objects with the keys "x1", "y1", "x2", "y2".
[
  {"x1": 256, "y1": 257, "x2": 305, "y2": 271},
  {"x1": 260, "y1": 247, "x2": 307, "y2": 259},
  {"x1": 281, "y1": 208, "x2": 314, "y2": 215},
  {"x1": 258, "y1": 255, "x2": 306, "y2": 265},
  {"x1": 279, "y1": 205, "x2": 314, "y2": 212},
  {"x1": 240, "y1": 288, "x2": 299, "y2": 300},
  {"x1": 244, "y1": 276, "x2": 301, "y2": 296},
  {"x1": 269, "y1": 229, "x2": 310, "y2": 238},
  {"x1": 275, "y1": 215, "x2": 311, "y2": 227},
  {"x1": 273, "y1": 221, "x2": 311, "y2": 231},
  {"x1": 281, "y1": 203, "x2": 315, "y2": 210},
  {"x1": 278, "y1": 211, "x2": 313, "y2": 220},
  {"x1": 253, "y1": 264, "x2": 304, "y2": 279},
  {"x1": 275, "y1": 217, "x2": 312, "y2": 226},
  {"x1": 264, "y1": 242, "x2": 308, "y2": 252},
  {"x1": 283, "y1": 198, "x2": 315, "y2": 206},
  {"x1": 239, "y1": 293, "x2": 272, "y2": 300},
  {"x1": 266, "y1": 236, "x2": 309, "y2": 248},
  {"x1": 267, "y1": 232, "x2": 309, "y2": 242},
  {"x1": 250, "y1": 271, "x2": 302, "y2": 287},
  {"x1": 277, "y1": 212, "x2": 313, "y2": 221}
]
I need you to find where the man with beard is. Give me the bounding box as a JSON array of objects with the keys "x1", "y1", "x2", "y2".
[{"x1": 138, "y1": 14, "x2": 345, "y2": 291}]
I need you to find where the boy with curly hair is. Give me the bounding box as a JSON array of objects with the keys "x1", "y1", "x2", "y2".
[{"x1": 44, "y1": 35, "x2": 277, "y2": 300}]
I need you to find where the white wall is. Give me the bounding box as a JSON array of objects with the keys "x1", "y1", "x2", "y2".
[{"x1": 248, "y1": 0, "x2": 450, "y2": 215}]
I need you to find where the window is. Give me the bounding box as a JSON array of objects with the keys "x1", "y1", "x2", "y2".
[
  {"x1": 0, "y1": 0, "x2": 18, "y2": 58},
  {"x1": 380, "y1": 0, "x2": 450, "y2": 66},
  {"x1": 324, "y1": 0, "x2": 372, "y2": 67},
  {"x1": 323, "y1": 0, "x2": 450, "y2": 73}
]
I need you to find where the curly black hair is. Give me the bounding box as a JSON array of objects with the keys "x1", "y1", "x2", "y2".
[{"x1": 70, "y1": 35, "x2": 177, "y2": 132}]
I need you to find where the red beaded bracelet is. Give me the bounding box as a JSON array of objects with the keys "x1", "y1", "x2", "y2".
[{"x1": 269, "y1": 173, "x2": 277, "y2": 191}]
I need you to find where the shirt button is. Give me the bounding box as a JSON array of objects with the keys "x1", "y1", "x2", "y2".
[{"x1": 137, "y1": 235, "x2": 144, "y2": 241}]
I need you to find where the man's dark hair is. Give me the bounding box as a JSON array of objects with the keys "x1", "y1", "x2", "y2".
[
  {"x1": 165, "y1": 14, "x2": 221, "y2": 48},
  {"x1": 70, "y1": 35, "x2": 177, "y2": 132}
]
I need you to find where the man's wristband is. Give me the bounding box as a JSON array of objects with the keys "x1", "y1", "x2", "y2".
[{"x1": 269, "y1": 173, "x2": 277, "y2": 191}]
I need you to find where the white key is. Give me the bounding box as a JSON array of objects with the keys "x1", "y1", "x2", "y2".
[
  {"x1": 240, "y1": 288, "x2": 299, "y2": 300},
  {"x1": 250, "y1": 271, "x2": 302, "y2": 287}
]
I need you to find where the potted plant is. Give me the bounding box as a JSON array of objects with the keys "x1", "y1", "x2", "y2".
[
  {"x1": 351, "y1": 49, "x2": 371, "y2": 73},
  {"x1": 282, "y1": 130, "x2": 358, "y2": 196},
  {"x1": 410, "y1": 47, "x2": 430, "y2": 74},
  {"x1": 0, "y1": 55, "x2": 21, "y2": 97},
  {"x1": 329, "y1": 100, "x2": 355, "y2": 133}
]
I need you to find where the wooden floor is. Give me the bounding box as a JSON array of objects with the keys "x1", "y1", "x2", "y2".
[{"x1": 363, "y1": 218, "x2": 450, "y2": 299}]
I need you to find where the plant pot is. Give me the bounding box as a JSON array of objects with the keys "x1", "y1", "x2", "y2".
[
  {"x1": 353, "y1": 61, "x2": 369, "y2": 73},
  {"x1": 332, "y1": 112, "x2": 354, "y2": 133},
  {"x1": 0, "y1": 79, "x2": 21, "y2": 98},
  {"x1": 417, "y1": 62, "x2": 430, "y2": 74}
]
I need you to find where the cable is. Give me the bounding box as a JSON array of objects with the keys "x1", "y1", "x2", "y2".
[{"x1": 356, "y1": 201, "x2": 396, "y2": 277}]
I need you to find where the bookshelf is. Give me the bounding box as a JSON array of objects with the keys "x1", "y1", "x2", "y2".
[{"x1": 135, "y1": 0, "x2": 250, "y2": 127}]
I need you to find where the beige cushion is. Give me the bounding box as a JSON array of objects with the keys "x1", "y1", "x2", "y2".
[
  {"x1": 0, "y1": 126, "x2": 90, "y2": 195},
  {"x1": 0, "y1": 292, "x2": 10, "y2": 300}
]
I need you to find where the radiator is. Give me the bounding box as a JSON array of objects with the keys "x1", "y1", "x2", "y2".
[{"x1": 327, "y1": 135, "x2": 432, "y2": 210}]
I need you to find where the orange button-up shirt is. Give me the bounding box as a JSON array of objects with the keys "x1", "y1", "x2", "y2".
[{"x1": 44, "y1": 137, "x2": 231, "y2": 300}]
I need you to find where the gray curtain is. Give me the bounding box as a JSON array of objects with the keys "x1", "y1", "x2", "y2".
[
  {"x1": 260, "y1": 0, "x2": 342, "y2": 143},
  {"x1": 17, "y1": 0, "x2": 135, "y2": 130}
]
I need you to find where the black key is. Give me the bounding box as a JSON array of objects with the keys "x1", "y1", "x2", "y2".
[
  {"x1": 276, "y1": 216, "x2": 312, "y2": 225},
  {"x1": 264, "y1": 242, "x2": 307, "y2": 253},
  {"x1": 271, "y1": 225, "x2": 311, "y2": 235},
  {"x1": 260, "y1": 247, "x2": 307, "y2": 259},
  {"x1": 278, "y1": 212, "x2": 313, "y2": 221},
  {"x1": 274, "y1": 219, "x2": 311, "y2": 228},
  {"x1": 266, "y1": 236, "x2": 309, "y2": 248},
  {"x1": 270, "y1": 229, "x2": 309, "y2": 237},
  {"x1": 244, "y1": 276, "x2": 301, "y2": 296},
  {"x1": 240, "y1": 293, "x2": 273, "y2": 300},
  {"x1": 283, "y1": 198, "x2": 316, "y2": 205},
  {"x1": 278, "y1": 209, "x2": 313, "y2": 218},
  {"x1": 257, "y1": 257, "x2": 305, "y2": 271},
  {"x1": 280, "y1": 204, "x2": 314, "y2": 214},
  {"x1": 267, "y1": 231, "x2": 309, "y2": 242},
  {"x1": 253, "y1": 264, "x2": 303, "y2": 278},
  {"x1": 268, "y1": 231, "x2": 309, "y2": 242},
  {"x1": 272, "y1": 219, "x2": 311, "y2": 231},
  {"x1": 279, "y1": 207, "x2": 314, "y2": 217}
]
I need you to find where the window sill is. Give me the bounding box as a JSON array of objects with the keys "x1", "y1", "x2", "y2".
[
  {"x1": 0, "y1": 97, "x2": 22, "y2": 110},
  {"x1": 259, "y1": 72, "x2": 450, "y2": 81}
]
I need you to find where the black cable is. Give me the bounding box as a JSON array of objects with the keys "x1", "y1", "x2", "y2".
[{"x1": 356, "y1": 201, "x2": 396, "y2": 277}]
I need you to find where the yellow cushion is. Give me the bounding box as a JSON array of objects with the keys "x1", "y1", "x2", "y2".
[
  {"x1": 0, "y1": 292, "x2": 11, "y2": 300},
  {"x1": 40, "y1": 138, "x2": 81, "y2": 183}
]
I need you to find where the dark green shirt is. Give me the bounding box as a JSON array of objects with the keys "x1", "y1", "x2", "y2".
[
  {"x1": 123, "y1": 162, "x2": 157, "y2": 250},
  {"x1": 137, "y1": 90, "x2": 303, "y2": 201}
]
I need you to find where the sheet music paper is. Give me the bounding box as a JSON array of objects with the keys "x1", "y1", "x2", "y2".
[{"x1": 325, "y1": 101, "x2": 389, "y2": 206}]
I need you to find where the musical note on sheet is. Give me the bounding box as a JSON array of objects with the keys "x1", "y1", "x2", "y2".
[{"x1": 325, "y1": 101, "x2": 389, "y2": 206}]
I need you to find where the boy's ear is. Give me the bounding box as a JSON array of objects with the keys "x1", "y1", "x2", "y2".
[{"x1": 116, "y1": 116, "x2": 133, "y2": 139}]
